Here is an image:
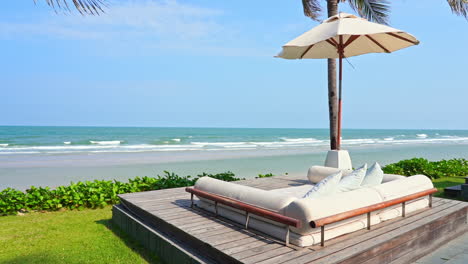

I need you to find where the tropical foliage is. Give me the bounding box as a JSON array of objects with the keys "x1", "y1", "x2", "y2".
[
  {"x1": 0, "y1": 171, "x2": 242, "y2": 215},
  {"x1": 382, "y1": 158, "x2": 468, "y2": 179},
  {"x1": 301, "y1": 0, "x2": 467, "y2": 23},
  {"x1": 34, "y1": 0, "x2": 106, "y2": 15}
]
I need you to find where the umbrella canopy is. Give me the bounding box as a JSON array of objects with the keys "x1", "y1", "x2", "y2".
[
  {"x1": 276, "y1": 13, "x2": 419, "y2": 150},
  {"x1": 278, "y1": 13, "x2": 419, "y2": 59}
]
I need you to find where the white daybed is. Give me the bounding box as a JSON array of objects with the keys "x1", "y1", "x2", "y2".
[{"x1": 186, "y1": 166, "x2": 437, "y2": 247}]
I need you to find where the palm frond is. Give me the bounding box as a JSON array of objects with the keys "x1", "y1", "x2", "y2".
[
  {"x1": 348, "y1": 0, "x2": 390, "y2": 25},
  {"x1": 33, "y1": 0, "x2": 107, "y2": 15},
  {"x1": 301, "y1": 0, "x2": 322, "y2": 21},
  {"x1": 446, "y1": 0, "x2": 468, "y2": 19}
]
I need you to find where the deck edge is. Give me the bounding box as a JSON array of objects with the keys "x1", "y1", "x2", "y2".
[{"x1": 112, "y1": 204, "x2": 212, "y2": 264}]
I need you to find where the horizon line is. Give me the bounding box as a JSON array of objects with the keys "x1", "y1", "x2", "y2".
[{"x1": 0, "y1": 125, "x2": 467, "y2": 131}]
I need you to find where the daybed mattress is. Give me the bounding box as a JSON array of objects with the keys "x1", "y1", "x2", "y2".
[{"x1": 193, "y1": 173, "x2": 434, "y2": 247}]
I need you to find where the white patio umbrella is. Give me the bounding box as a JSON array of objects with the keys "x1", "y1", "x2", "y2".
[{"x1": 277, "y1": 13, "x2": 419, "y2": 150}]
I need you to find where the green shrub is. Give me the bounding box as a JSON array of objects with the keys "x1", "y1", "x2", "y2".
[
  {"x1": 256, "y1": 173, "x2": 274, "y2": 178},
  {"x1": 0, "y1": 171, "x2": 242, "y2": 216},
  {"x1": 383, "y1": 158, "x2": 468, "y2": 179}
]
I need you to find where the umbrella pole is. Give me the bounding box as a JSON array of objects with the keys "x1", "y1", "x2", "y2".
[{"x1": 337, "y1": 37, "x2": 343, "y2": 150}]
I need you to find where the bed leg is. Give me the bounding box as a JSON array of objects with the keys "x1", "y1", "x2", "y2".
[
  {"x1": 214, "y1": 201, "x2": 218, "y2": 216},
  {"x1": 321, "y1": 226, "x2": 325, "y2": 247},
  {"x1": 285, "y1": 226, "x2": 290, "y2": 247},
  {"x1": 245, "y1": 212, "x2": 250, "y2": 229},
  {"x1": 429, "y1": 194, "x2": 433, "y2": 208},
  {"x1": 367, "y1": 212, "x2": 371, "y2": 230},
  {"x1": 190, "y1": 193, "x2": 194, "y2": 208},
  {"x1": 402, "y1": 201, "x2": 406, "y2": 217}
]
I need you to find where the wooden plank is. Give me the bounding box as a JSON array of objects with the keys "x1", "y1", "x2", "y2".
[
  {"x1": 390, "y1": 227, "x2": 467, "y2": 264},
  {"x1": 119, "y1": 187, "x2": 186, "y2": 200},
  {"x1": 118, "y1": 201, "x2": 242, "y2": 264},
  {"x1": 256, "y1": 249, "x2": 313, "y2": 264},
  {"x1": 154, "y1": 208, "x2": 208, "y2": 220},
  {"x1": 308, "y1": 202, "x2": 468, "y2": 264},
  {"x1": 187, "y1": 224, "x2": 233, "y2": 236},
  {"x1": 169, "y1": 215, "x2": 215, "y2": 226},
  {"x1": 230, "y1": 243, "x2": 285, "y2": 260},
  {"x1": 359, "y1": 212, "x2": 468, "y2": 264},
  {"x1": 196, "y1": 228, "x2": 243, "y2": 240},
  {"x1": 218, "y1": 237, "x2": 273, "y2": 254},
  {"x1": 112, "y1": 205, "x2": 211, "y2": 264},
  {"x1": 136, "y1": 206, "x2": 183, "y2": 215},
  {"x1": 307, "y1": 198, "x2": 449, "y2": 250},
  {"x1": 281, "y1": 199, "x2": 461, "y2": 264},
  {"x1": 203, "y1": 230, "x2": 258, "y2": 246},
  {"x1": 139, "y1": 201, "x2": 191, "y2": 212},
  {"x1": 242, "y1": 246, "x2": 294, "y2": 264},
  {"x1": 193, "y1": 225, "x2": 242, "y2": 238},
  {"x1": 136, "y1": 197, "x2": 190, "y2": 207},
  {"x1": 223, "y1": 239, "x2": 277, "y2": 255},
  {"x1": 183, "y1": 220, "x2": 237, "y2": 233},
  {"x1": 146, "y1": 208, "x2": 193, "y2": 219},
  {"x1": 125, "y1": 194, "x2": 188, "y2": 204}
]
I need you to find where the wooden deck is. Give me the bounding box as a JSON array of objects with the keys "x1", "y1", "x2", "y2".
[{"x1": 112, "y1": 175, "x2": 468, "y2": 264}]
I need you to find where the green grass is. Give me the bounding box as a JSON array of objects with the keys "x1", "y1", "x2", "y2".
[
  {"x1": 0, "y1": 207, "x2": 160, "y2": 264},
  {"x1": 432, "y1": 177, "x2": 465, "y2": 198}
]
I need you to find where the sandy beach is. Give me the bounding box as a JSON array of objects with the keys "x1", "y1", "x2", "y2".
[{"x1": 1, "y1": 142, "x2": 467, "y2": 190}]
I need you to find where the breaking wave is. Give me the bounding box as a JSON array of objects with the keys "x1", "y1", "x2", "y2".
[
  {"x1": 1, "y1": 134, "x2": 468, "y2": 155},
  {"x1": 90, "y1": 140, "x2": 122, "y2": 145}
]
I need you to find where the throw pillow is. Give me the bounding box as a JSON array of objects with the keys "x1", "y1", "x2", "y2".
[
  {"x1": 303, "y1": 171, "x2": 342, "y2": 199},
  {"x1": 361, "y1": 162, "x2": 384, "y2": 187},
  {"x1": 336, "y1": 164, "x2": 367, "y2": 192}
]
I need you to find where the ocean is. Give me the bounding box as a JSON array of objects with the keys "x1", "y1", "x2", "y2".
[{"x1": 1, "y1": 126, "x2": 467, "y2": 189}]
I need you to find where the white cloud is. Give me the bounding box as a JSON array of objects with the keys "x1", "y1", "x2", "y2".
[
  {"x1": 0, "y1": 0, "x2": 271, "y2": 56},
  {"x1": 2, "y1": 0, "x2": 222, "y2": 39}
]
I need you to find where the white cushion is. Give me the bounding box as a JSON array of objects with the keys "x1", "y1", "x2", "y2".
[
  {"x1": 286, "y1": 187, "x2": 383, "y2": 235},
  {"x1": 371, "y1": 175, "x2": 434, "y2": 201},
  {"x1": 361, "y1": 162, "x2": 384, "y2": 187},
  {"x1": 378, "y1": 198, "x2": 429, "y2": 221},
  {"x1": 194, "y1": 177, "x2": 296, "y2": 214},
  {"x1": 197, "y1": 199, "x2": 381, "y2": 247},
  {"x1": 303, "y1": 172, "x2": 342, "y2": 199},
  {"x1": 270, "y1": 184, "x2": 315, "y2": 198},
  {"x1": 307, "y1": 166, "x2": 351, "y2": 183},
  {"x1": 337, "y1": 164, "x2": 367, "y2": 192},
  {"x1": 382, "y1": 174, "x2": 406, "y2": 183}
]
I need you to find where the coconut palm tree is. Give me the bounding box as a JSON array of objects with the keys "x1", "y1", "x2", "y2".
[
  {"x1": 34, "y1": 0, "x2": 107, "y2": 15},
  {"x1": 301, "y1": 0, "x2": 467, "y2": 150}
]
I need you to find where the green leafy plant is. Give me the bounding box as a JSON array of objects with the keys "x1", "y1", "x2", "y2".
[
  {"x1": 256, "y1": 173, "x2": 274, "y2": 178},
  {"x1": 0, "y1": 171, "x2": 244, "y2": 216},
  {"x1": 383, "y1": 158, "x2": 468, "y2": 179}
]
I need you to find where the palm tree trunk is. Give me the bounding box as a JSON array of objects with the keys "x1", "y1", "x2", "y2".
[{"x1": 327, "y1": 0, "x2": 339, "y2": 150}]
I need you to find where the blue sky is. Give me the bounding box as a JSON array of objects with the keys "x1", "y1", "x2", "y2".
[{"x1": 1, "y1": 0, "x2": 467, "y2": 129}]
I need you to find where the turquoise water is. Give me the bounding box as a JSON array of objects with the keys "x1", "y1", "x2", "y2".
[
  {"x1": 0, "y1": 126, "x2": 467, "y2": 190},
  {"x1": 1, "y1": 126, "x2": 468, "y2": 154}
]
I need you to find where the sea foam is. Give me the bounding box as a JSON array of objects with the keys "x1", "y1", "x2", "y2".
[
  {"x1": 280, "y1": 137, "x2": 319, "y2": 143},
  {"x1": 90, "y1": 140, "x2": 121, "y2": 145}
]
